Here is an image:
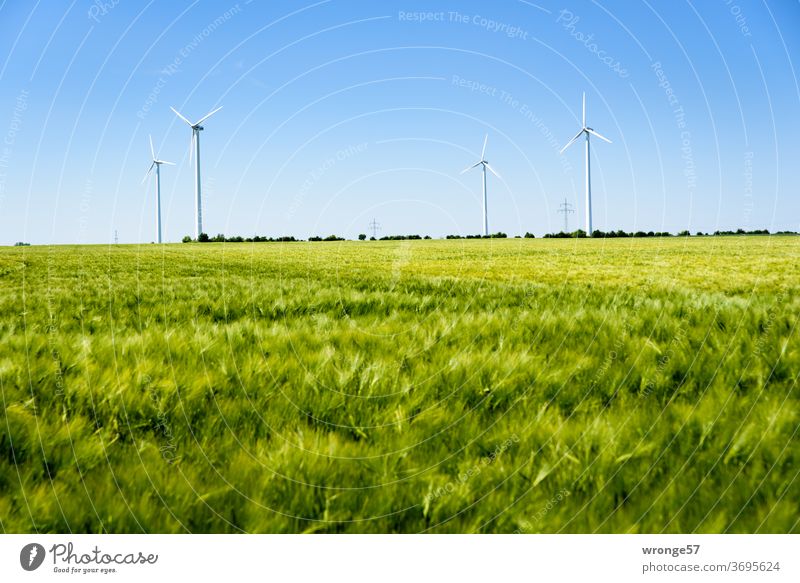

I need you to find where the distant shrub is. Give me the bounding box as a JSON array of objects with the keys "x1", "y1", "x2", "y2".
[
  {"x1": 713, "y1": 229, "x2": 770, "y2": 236},
  {"x1": 187, "y1": 234, "x2": 300, "y2": 243},
  {"x1": 307, "y1": 235, "x2": 345, "y2": 241},
  {"x1": 524, "y1": 232, "x2": 535, "y2": 238},
  {"x1": 380, "y1": 235, "x2": 422, "y2": 241},
  {"x1": 198, "y1": 233, "x2": 210, "y2": 242},
  {"x1": 445, "y1": 232, "x2": 507, "y2": 239},
  {"x1": 358, "y1": 234, "x2": 367, "y2": 241}
]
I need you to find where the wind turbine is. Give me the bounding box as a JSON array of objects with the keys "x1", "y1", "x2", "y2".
[
  {"x1": 461, "y1": 134, "x2": 500, "y2": 236},
  {"x1": 142, "y1": 135, "x2": 174, "y2": 244},
  {"x1": 170, "y1": 105, "x2": 222, "y2": 239},
  {"x1": 560, "y1": 93, "x2": 611, "y2": 235}
]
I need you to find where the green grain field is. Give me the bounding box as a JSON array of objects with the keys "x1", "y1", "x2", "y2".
[{"x1": 1, "y1": 236, "x2": 798, "y2": 533}]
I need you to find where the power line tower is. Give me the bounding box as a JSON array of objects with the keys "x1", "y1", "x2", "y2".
[
  {"x1": 369, "y1": 218, "x2": 381, "y2": 239},
  {"x1": 557, "y1": 199, "x2": 575, "y2": 233},
  {"x1": 114, "y1": 230, "x2": 119, "y2": 245}
]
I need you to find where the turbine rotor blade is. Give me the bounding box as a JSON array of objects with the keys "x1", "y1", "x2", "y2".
[
  {"x1": 195, "y1": 106, "x2": 222, "y2": 126},
  {"x1": 170, "y1": 106, "x2": 193, "y2": 126},
  {"x1": 586, "y1": 128, "x2": 612, "y2": 144},
  {"x1": 485, "y1": 162, "x2": 501, "y2": 179},
  {"x1": 582, "y1": 92, "x2": 586, "y2": 127},
  {"x1": 158, "y1": 160, "x2": 176, "y2": 166},
  {"x1": 481, "y1": 133, "x2": 488, "y2": 160},
  {"x1": 141, "y1": 162, "x2": 155, "y2": 184},
  {"x1": 149, "y1": 134, "x2": 155, "y2": 160},
  {"x1": 560, "y1": 129, "x2": 585, "y2": 154},
  {"x1": 461, "y1": 161, "x2": 482, "y2": 174}
]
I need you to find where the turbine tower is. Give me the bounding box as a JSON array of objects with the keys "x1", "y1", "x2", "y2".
[
  {"x1": 560, "y1": 93, "x2": 611, "y2": 235},
  {"x1": 142, "y1": 135, "x2": 174, "y2": 244},
  {"x1": 461, "y1": 134, "x2": 500, "y2": 236},
  {"x1": 171, "y1": 105, "x2": 222, "y2": 239}
]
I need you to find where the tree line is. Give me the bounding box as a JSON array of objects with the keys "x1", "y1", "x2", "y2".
[{"x1": 178, "y1": 228, "x2": 791, "y2": 243}]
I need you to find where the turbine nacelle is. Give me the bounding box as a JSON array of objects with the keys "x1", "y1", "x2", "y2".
[
  {"x1": 171, "y1": 106, "x2": 221, "y2": 130},
  {"x1": 461, "y1": 135, "x2": 501, "y2": 178},
  {"x1": 142, "y1": 135, "x2": 174, "y2": 183},
  {"x1": 560, "y1": 95, "x2": 612, "y2": 154}
]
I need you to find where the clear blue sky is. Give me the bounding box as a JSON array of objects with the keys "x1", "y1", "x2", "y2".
[{"x1": 0, "y1": 0, "x2": 798, "y2": 244}]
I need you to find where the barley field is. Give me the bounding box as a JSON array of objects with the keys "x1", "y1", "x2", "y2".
[{"x1": 1, "y1": 236, "x2": 798, "y2": 533}]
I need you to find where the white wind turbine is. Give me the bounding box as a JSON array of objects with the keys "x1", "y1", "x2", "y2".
[
  {"x1": 170, "y1": 105, "x2": 222, "y2": 239},
  {"x1": 560, "y1": 93, "x2": 611, "y2": 235},
  {"x1": 142, "y1": 135, "x2": 174, "y2": 244},
  {"x1": 461, "y1": 134, "x2": 501, "y2": 236}
]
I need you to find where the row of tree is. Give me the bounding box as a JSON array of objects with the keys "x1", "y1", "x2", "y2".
[
  {"x1": 180, "y1": 228, "x2": 792, "y2": 243},
  {"x1": 445, "y1": 233, "x2": 508, "y2": 239},
  {"x1": 543, "y1": 228, "x2": 777, "y2": 239},
  {"x1": 182, "y1": 234, "x2": 298, "y2": 243}
]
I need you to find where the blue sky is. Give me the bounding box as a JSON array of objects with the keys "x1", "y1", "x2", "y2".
[{"x1": 0, "y1": 0, "x2": 798, "y2": 244}]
